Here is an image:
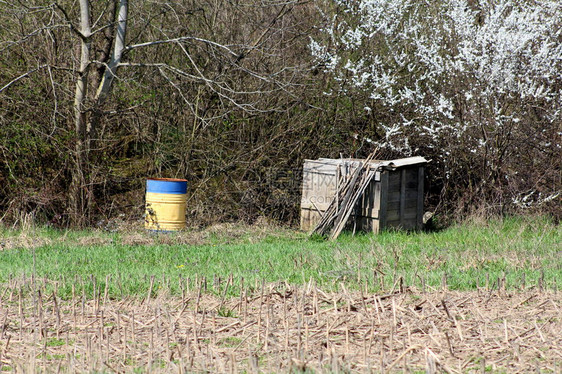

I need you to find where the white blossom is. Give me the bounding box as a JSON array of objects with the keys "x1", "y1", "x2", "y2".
[{"x1": 311, "y1": 0, "x2": 561, "y2": 208}]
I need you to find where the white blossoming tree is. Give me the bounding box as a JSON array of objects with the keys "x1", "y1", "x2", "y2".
[{"x1": 312, "y1": 0, "x2": 562, "y2": 215}]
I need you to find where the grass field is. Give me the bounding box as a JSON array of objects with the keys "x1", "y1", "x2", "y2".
[
  {"x1": 0, "y1": 217, "x2": 560, "y2": 298},
  {"x1": 0, "y1": 217, "x2": 561, "y2": 373}
]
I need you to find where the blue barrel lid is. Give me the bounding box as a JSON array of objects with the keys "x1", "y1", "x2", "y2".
[{"x1": 146, "y1": 178, "x2": 187, "y2": 194}]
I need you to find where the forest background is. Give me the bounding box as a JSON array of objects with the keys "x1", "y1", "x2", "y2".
[{"x1": 0, "y1": 0, "x2": 560, "y2": 228}]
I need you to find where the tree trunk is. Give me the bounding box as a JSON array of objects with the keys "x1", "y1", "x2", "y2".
[
  {"x1": 69, "y1": 0, "x2": 92, "y2": 226},
  {"x1": 90, "y1": 0, "x2": 128, "y2": 148},
  {"x1": 95, "y1": 0, "x2": 128, "y2": 104}
]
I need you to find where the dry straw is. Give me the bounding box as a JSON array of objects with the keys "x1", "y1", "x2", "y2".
[{"x1": 0, "y1": 276, "x2": 560, "y2": 372}]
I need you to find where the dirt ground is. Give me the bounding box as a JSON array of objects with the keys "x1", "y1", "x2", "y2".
[{"x1": 0, "y1": 282, "x2": 560, "y2": 373}]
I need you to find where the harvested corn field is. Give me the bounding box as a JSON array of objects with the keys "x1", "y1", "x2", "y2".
[{"x1": 0, "y1": 280, "x2": 560, "y2": 373}]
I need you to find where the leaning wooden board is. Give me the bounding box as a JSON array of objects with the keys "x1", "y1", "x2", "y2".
[{"x1": 300, "y1": 156, "x2": 428, "y2": 235}]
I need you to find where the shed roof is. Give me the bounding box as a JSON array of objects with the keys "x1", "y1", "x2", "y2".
[
  {"x1": 378, "y1": 156, "x2": 428, "y2": 170},
  {"x1": 305, "y1": 156, "x2": 428, "y2": 170}
]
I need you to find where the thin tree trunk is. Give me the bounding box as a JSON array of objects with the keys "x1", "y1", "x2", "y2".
[
  {"x1": 95, "y1": 2, "x2": 119, "y2": 87},
  {"x1": 95, "y1": 0, "x2": 128, "y2": 104},
  {"x1": 90, "y1": 0, "x2": 128, "y2": 152},
  {"x1": 70, "y1": 0, "x2": 92, "y2": 226}
]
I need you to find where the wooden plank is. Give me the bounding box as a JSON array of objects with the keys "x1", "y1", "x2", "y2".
[
  {"x1": 387, "y1": 210, "x2": 400, "y2": 222},
  {"x1": 330, "y1": 167, "x2": 377, "y2": 240},
  {"x1": 358, "y1": 210, "x2": 380, "y2": 219},
  {"x1": 387, "y1": 191, "x2": 400, "y2": 203},
  {"x1": 388, "y1": 171, "x2": 401, "y2": 190},
  {"x1": 387, "y1": 209, "x2": 418, "y2": 222},
  {"x1": 387, "y1": 190, "x2": 420, "y2": 203},
  {"x1": 315, "y1": 158, "x2": 345, "y2": 165},
  {"x1": 336, "y1": 164, "x2": 340, "y2": 211},
  {"x1": 301, "y1": 201, "x2": 330, "y2": 211},
  {"x1": 387, "y1": 201, "x2": 400, "y2": 212},
  {"x1": 330, "y1": 164, "x2": 364, "y2": 229},
  {"x1": 386, "y1": 218, "x2": 418, "y2": 230},
  {"x1": 380, "y1": 201, "x2": 416, "y2": 220},
  {"x1": 359, "y1": 183, "x2": 367, "y2": 215},
  {"x1": 386, "y1": 199, "x2": 418, "y2": 224},
  {"x1": 385, "y1": 220, "x2": 401, "y2": 229},
  {"x1": 303, "y1": 167, "x2": 338, "y2": 176},
  {"x1": 373, "y1": 180, "x2": 381, "y2": 215},
  {"x1": 301, "y1": 163, "x2": 339, "y2": 229},
  {"x1": 300, "y1": 201, "x2": 331, "y2": 210},
  {"x1": 302, "y1": 169, "x2": 337, "y2": 176},
  {"x1": 405, "y1": 167, "x2": 418, "y2": 188},
  {"x1": 301, "y1": 169, "x2": 338, "y2": 208},
  {"x1": 406, "y1": 199, "x2": 419, "y2": 208},
  {"x1": 300, "y1": 208, "x2": 322, "y2": 231},
  {"x1": 355, "y1": 216, "x2": 377, "y2": 233},
  {"x1": 372, "y1": 217, "x2": 380, "y2": 234},
  {"x1": 399, "y1": 168, "x2": 406, "y2": 227},
  {"x1": 417, "y1": 166, "x2": 424, "y2": 230},
  {"x1": 300, "y1": 209, "x2": 310, "y2": 231},
  {"x1": 359, "y1": 179, "x2": 380, "y2": 216},
  {"x1": 379, "y1": 171, "x2": 389, "y2": 230},
  {"x1": 306, "y1": 179, "x2": 337, "y2": 203}
]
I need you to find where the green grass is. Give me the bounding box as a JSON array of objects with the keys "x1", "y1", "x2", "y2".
[
  {"x1": 0, "y1": 217, "x2": 560, "y2": 298},
  {"x1": 45, "y1": 338, "x2": 67, "y2": 347}
]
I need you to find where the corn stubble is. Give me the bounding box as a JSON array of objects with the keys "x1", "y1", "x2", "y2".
[{"x1": 0, "y1": 276, "x2": 560, "y2": 373}]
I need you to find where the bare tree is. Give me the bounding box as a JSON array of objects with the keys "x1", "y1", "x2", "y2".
[{"x1": 1, "y1": 0, "x2": 312, "y2": 225}]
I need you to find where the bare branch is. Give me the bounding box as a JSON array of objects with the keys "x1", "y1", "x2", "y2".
[
  {"x1": 156, "y1": 66, "x2": 208, "y2": 124},
  {"x1": 235, "y1": 3, "x2": 289, "y2": 63},
  {"x1": 91, "y1": 0, "x2": 115, "y2": 29},
  {"x1": 117, "y1": 62, "x2": 202, "y2": 81},
  {"x1": 125, "y1": 36, "x2": 239, "y2": 57},
  {"x1": 46, "y1": 65, "x2": 59, "y2": 128},
  {"x1": 0, "y1": 24, "x2": 68, "y2": 53},
  {"x1": 0, "y1": 64, "x2": 48, "y2": 93},
  {"x1": 117, "y1": 61, "x2": 276, "y2": 95}
]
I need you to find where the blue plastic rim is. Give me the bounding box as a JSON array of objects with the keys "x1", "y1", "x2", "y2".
[{"x1": 146, "y1": 178, "x2": 188, "y2": 194}]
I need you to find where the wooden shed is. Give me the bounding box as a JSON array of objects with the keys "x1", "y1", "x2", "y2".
[{"x1": 300, "y1": 156, "x2": 428, "y2": 233}]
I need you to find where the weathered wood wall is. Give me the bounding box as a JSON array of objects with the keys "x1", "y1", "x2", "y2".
[
  {"x1": 383, "y1": 166, "x2": 424, "y2": 230},
  {"x1": 300, "y1": 158, "x2": 426, "y2": 233},
  {"x1": 300, "y1": 160, "x2": 339, "y2": 231}
]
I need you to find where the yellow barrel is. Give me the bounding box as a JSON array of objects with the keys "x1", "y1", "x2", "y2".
[{"x1": 145, "y1": 178, "x2": 187, "y2": 231}]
